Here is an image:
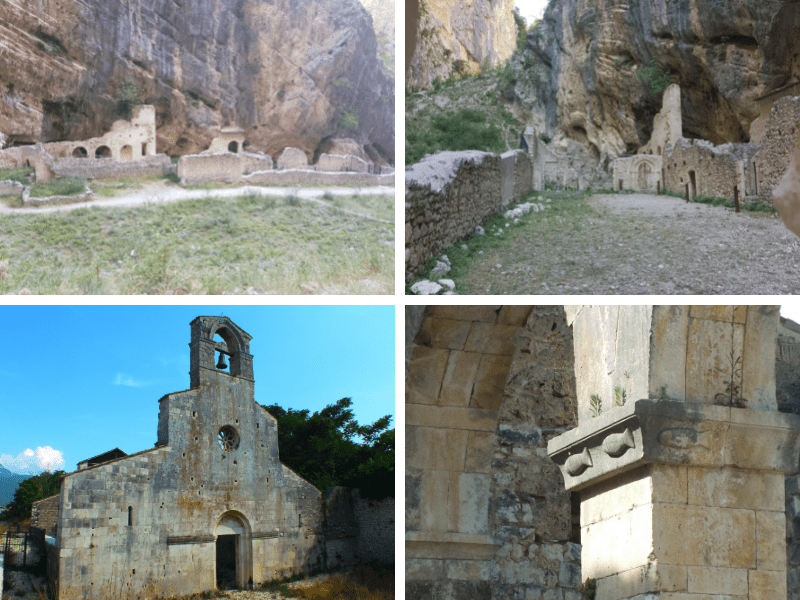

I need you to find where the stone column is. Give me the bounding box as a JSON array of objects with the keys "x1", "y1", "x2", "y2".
[{"x1": 548, "y1": 306, "x2": 800, "y2": 600}]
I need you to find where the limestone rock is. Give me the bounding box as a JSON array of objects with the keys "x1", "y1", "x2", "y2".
[
  {"x1": 406, "y1": 0, "x2": 517, "y2": 90},
  {"x1": 515, "y1": 0, "x2": 800, "y2": 158},
  {"x1": 410, "y1": 280, "x2": 443, "y2": 295},
  {"x1": 0, "y1": 0, "x2": 394, "y2": 163}
]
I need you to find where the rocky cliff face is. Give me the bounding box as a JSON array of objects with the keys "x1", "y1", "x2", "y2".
[
  {"x1": 406, "y1": 0, "x2": 517, "y2": 90},
  {"x1": 515, "y1": 0, "x2": 800, "y2": 158},
  {"x1": 0, "y1": 0, "x2": 394, "y2": 163}
]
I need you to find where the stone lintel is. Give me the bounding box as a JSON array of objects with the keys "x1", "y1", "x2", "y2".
[
  {"x1": 405, "y1": 531, "x2": 498, "y2": 560},
  {"x1": 547, "y1": 400, "x2": 800, "y2": 491}
]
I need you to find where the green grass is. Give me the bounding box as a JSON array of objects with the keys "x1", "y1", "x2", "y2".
[
  {"x1": 0, "y1": 167, "x2": 34, "y2": 184},
  {"x1": 407, "y1": 191, "x2": 589, "y2": 294},
  {"x1": 28, "y1": 177, "x2": 86, "y2": 198},
  {"x1": 0, "y1": 193, "x2": 394, "y2": 294},
  {"x1": 406, "y1": 108, "x2": 504, "y2": 164},
  {"x1": 89, "y1": 173, "x2": 177, "y2": 197},
  {"x1": 691, "y1": 194, "x2": 775, "y2": 213}
]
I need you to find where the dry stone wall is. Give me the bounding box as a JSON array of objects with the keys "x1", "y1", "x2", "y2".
[
  {"x1": 323, "y1": 487, "x2": 395, "y2": 568},
  {"x1": 51, "y1": 154, "x2": 174, "y2": 180},
  {"x1": 354, "y1": 494, "x2": 394, "y2": 564},
  {"x1": 755, "y1": 96, "x2": 800, "y2": 207},
  {"x1": 405, "y1": 151, "x2": 532, "y2": 282},
  {"x1": 30, "y1": 494, "x2": 60, "y2": 537}
]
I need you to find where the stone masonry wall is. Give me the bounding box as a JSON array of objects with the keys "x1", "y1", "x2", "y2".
[
  {"x1": 406, "y1": 305, "x2": 582, "y2": 600},
  {"x1": 354, "y1": 493, "x2": 394, "y2": 564},
  {"x1": 30, "y1": 493, "x2": 60, "y2": 537},
  {"x1": 755, "y1": 96, "x2": 800, "y2": 207},
  {"x1": 51, "y1": 154, "x2": 174, "y2": 180},
  {"x1": 405, "y1": 151, "x2": 533, "y2": 282},
  {"x1": 663, "y1": 138, "x2": 760, "y2": 203}
]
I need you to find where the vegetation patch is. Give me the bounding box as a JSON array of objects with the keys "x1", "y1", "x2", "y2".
[
  {"x1": 406, "y1": 107, "x2": 505, "y2": 164},
  {"x1": 0, "y1": 167, "x2": 34, "y2": 184},
  {"x1": 28, "y1": 177, "x2": 86, "y2": 198},
  {"x1": 0, "y1": 193, "x2": 393, "y2": 294}
]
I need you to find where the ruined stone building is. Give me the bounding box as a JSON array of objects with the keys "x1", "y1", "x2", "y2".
[
  {"x1": 44, "y1": 316, "x2": 363, "y2": 600},
  {"x1": 406, "y1": 306, "x2": 800, "y2": 600}
]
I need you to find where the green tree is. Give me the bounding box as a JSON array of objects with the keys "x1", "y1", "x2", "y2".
[
  {"x1": 261, "y1": 398, "x2": 394, "y2": 499},
  {"x1": 638, "y1": 58, "x2": 673, "y2": 98},
  {"x1": 338, "y1": 107, "x2": 359, "y2": 130},
  {"x1": 117, "y1": 77, "x2": 143, "y2": 113},
  {"x1": 513, "y1": 8, "x2": 527, "y2": 51},
  {"x1": 0, "y1": 470, "x2": 65, "y2": 522}
]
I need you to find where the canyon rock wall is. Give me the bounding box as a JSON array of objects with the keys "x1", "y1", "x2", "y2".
[
  {"x1": 0, "y1": 0, "x2": 394, "y2": 163},
  {"x1": 406, "y1": 0, "x2": 517, "y2": 91},
  {"x1": 516, "y1": 0, "x2": 800, "y2": 158}
]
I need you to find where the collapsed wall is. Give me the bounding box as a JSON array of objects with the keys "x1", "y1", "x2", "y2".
[{"x1": 405, "y1": 150, "x2": 533, "y2": 282}]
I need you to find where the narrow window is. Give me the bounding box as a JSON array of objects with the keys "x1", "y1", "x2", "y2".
[
  {"x1": 128, "y1": 506, "x2": 133, "y2": 526},
  {"x1": 298, "y1": 513, "x2": 302, "y2": 527}
]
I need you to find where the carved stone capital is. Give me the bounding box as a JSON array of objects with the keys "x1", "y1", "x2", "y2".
[{"x1": 547, "y1": 400, "x2": 800, "y2": 491}]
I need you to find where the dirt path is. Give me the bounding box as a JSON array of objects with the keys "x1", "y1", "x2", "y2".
[
  {"x1": 1, "y1": 180, "x2": 394, "y2": 223},
  {"x1": 460, "y1": 193, "x2": 800, "y2": 295}
]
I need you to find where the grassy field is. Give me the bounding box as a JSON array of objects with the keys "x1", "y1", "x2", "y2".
[{"x1": 0, "y1": 192, "x2": 394, "y2": 295}]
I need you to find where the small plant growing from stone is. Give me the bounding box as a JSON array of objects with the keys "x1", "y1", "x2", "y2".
[
  {"x1": 589, "y1": 394, "x2": 602, "y2": 417},
  {"x1": 661, "y1": 385, "x2": 667, "y2": 400},
  {"x1": 714, "y1": 349, "x2": 746, "y2": 408},
  {"x1": 579, "y1": 577, "x2": 597, "y2": 599},
  {"x1": 614, "y1": 385, "x2": 626, "y2": 407}
]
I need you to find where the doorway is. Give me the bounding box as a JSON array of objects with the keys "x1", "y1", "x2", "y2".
[
  {"x1": 214, "y1": 512, "x2": 252, "y2": 590},
  {"x1": 216, "y1": 535, "x2": 237, "y2": 590},
  {"x1": 688, "y1": 170, "x2": 697, "y2": 199}
]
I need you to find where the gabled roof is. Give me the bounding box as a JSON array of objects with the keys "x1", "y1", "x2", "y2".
[{"x1": 78, "y1": 447, "x2": 127, "y2": 468}]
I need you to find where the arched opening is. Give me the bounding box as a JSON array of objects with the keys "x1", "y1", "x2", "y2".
[
  {"x1": 95, "y1": 145, "x2": 111, "y2": 158},
  {"x1": 214, "y1": 512, "x2": 252, "y2": 590},
  {"x1": 688, "y1": 170, "x2": 697, "y2": 199},
  {"x1": 637, "y1": 161, "x2": 652, "y2": 190},
  {"x1": 210, "y1": 324, "x2": 243, "y2": 376},
  {"x1": 120, "y1": 145, "x2": 133, "y2": 161},
  {"x1": 228, "y1": 141, "x2": 238, "y2": 153},
  {"x1": 142, "y1": 143, "x2": 148, "y2": 156},
  {"x1": 72, "y1": 146, "x2": 88, "y2": 158}
]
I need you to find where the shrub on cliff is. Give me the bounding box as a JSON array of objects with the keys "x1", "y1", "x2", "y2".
[{"x1": 406, "y1": 108, "x2": 504, "y2": 164}]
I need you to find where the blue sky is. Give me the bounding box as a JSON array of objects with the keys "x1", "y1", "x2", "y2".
[{"x1": 0, "y1": 305, "x2": 395, "y2": 475}]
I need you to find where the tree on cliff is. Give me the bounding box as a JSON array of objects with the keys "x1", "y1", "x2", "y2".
[
  {"x1": 0, "y1": 470, "x2": 65, "y2": 522},
  {"x1": 261, "y1": 397, "x2": 394, "y2": 499}
]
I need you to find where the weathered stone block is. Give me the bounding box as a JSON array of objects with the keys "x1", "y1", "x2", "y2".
[
  {"x1": 417, "y1": 318, "x2": 473, "y2": 350},
  {"x1": 749, "y1": 569, "x2": 786, "y2": 600},
  {"x1": 407, "y1": 346, "x2": 450, "y2": 405},
  {"x1": 465, "y1": 323, "x2": 519, "y2": 356},
  {"x1": 427, "y1": 306, "x2": 501, "y2": 323},
  {"x1": 685, "y1": 318, "x2": 745, "y2": 405},
  {"x1": 581, "y1": 504, "x2": 654, "y2": 578},
  {"x1": 407, "y1": 425, "x2": 469, "y2": 471},
  {"x1": 653, "y1": 504, "x2": 755, "y2": 569},
  {"x1": 686, "y1": 566, "x2": 748, "y2": 595},
  {"x1": 448, "y1": 473, "x2": 490, "y2": 534},
  {"x1": 441, "y1": 351, "x2": 482, "y2": 407},
  {"x1": 687, "y1": 467, "x2": 783, "y2": 511},
  {"x1": 471, "y1": 354, "x2": 514, "y2": 409},
  {"x1": 465, "y1": 431, "x2": 495, "y2": 474},
  {"x1": 755, "y1": 510, "x2": 786, "y2": 571}
]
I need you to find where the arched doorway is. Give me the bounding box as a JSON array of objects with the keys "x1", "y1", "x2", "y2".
[
  {"x1": 72, "y1": 146, "x2": 87, "y2": 158},
  {"x1": 95, "y1": 145, "x2": 111, "y2": 158},
  {"x1": 688, "y1": 170, "x2": 697, "y2": 199},
  {"x1": 637, "y1": 161, "x2": 652, "y2": 190},
  {"x1": 120, "y1": 145, "x2": 133, "y2": 161},
  {"x1": 228, "y1": 141, "x2": 238, "y2": 153},
  {"x1": 214, "y1": 511, "x2": 252, "y2": 590}
]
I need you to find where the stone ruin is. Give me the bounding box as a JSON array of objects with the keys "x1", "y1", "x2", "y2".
[
  {"x1": 406, "y1": 305, "x2": 800, "y2": 600},
  {"x1": 611, "y1": 83, "x2": 800, "y2": 213},
  {"x1": 39, "y1": 316, "x2": 393, "y2": 600}
]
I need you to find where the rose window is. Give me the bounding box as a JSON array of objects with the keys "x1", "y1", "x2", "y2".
[{"x1": 218, "y1": 426, "x2": 240, "y2": 451}]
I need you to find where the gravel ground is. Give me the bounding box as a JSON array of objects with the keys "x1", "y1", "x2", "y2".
[{"x1": 461, "y1": 193, "x2": 800, "y2": 295}]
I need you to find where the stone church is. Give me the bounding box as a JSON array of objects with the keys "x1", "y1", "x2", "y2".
[{"x1": 51, "y1": 316, "x2": 322, "y2": 599}]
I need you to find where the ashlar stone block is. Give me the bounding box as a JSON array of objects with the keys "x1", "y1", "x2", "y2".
[
  {"x1": 440, "y1": 351, "x2": 481, "y2": 407},
  {"x1": 417, "y1": 318, "x2": 472, "y2": 350},
  {"x1": 687, "y1": 467, "x2": 783, "y2": 511},
  {"x1": 407, "y1": 346, "x2": 449, "y2": 405},
  {"x1": 687, "y1": 566, "x2": 748, "y2": 595}
]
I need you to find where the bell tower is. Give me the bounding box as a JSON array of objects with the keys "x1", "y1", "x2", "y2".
[{"x1": 189, "y1": 316, "x2": 254, "y2": 388}]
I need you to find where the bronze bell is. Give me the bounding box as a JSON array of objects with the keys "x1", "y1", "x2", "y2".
[{"x1": 216, "y1": 352, "x2": 228, "y2": 370}]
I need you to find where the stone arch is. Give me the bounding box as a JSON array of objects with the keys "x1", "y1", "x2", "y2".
[
  {"x1": 228, "y1": 141, "x2": 238, "y2": 153},
  {"x1": 406, "y1": 306, "x2": 580, "y2": 598},
  {"x1": 208, "y1": 320, "x2": 248, "y2": 377},
  {"x1": 72, "y1": 146, "x2": 88, "y2": 158},
  {"x1": 638, "y1": 161, "x2": 652, "y2": 189},
  {"x1": 214, "y1": 511, "x2": 253, "y2": 590},
  {"x1": 120, "y1": 145, "x2": 133, "y2": 161},
  {"x1": 629, "y1": 155, "x2": 659, "y2": 191},
  {"x1": 95, "y1": 145, "x2": 111, "y2": 158}
]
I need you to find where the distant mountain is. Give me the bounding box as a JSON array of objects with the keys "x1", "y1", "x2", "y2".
[{"x1": 0, "y1": 466, "x2": 28, "y2": 509}]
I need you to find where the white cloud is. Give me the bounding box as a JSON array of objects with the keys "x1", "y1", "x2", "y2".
[
  {"x1": 0, "y1": 446, "x2": 65, "y2": 474},
  {"x1": 113, "y1": 373, "x2": 143, "y2": 387}
]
